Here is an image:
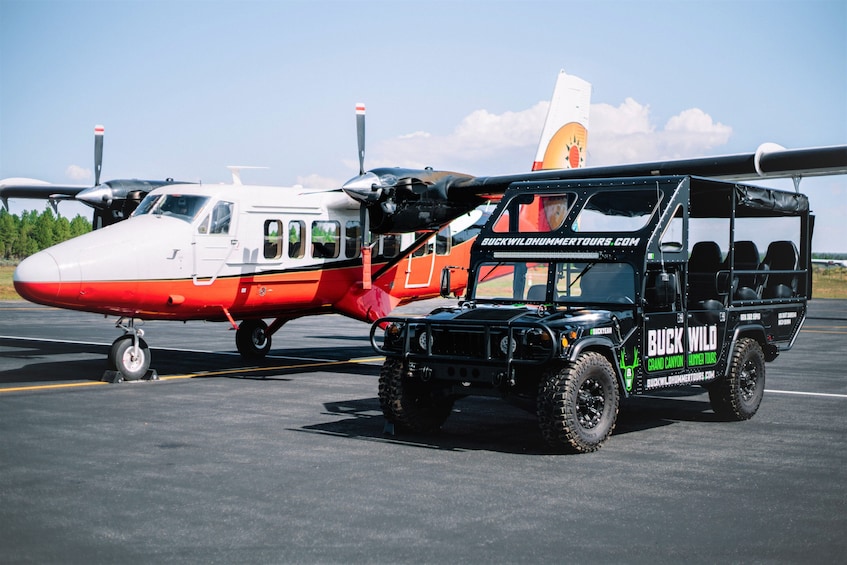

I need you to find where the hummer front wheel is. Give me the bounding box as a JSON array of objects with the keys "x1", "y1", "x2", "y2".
[
  {"x1": 537, "y1": 353, "x2": 619, "y2": 453},
  {"x1": 378, "y1": 358, "x2": 454, "y2": 433}
]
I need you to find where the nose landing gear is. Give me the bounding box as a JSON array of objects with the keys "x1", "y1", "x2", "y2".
[{"x1": 102, "y1": 318, "x2": 158, "y2": 383}]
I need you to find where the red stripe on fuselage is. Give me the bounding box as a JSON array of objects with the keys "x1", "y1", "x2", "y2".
[{"x1": 15, "y1": 242, "x2": 472, "y2": 323}]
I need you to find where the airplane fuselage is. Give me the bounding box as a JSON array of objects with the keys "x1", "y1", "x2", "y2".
[{"x1": 14, "y1": 183, "x2": 475, "y2": 324}]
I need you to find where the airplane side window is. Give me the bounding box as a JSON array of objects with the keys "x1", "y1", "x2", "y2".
[
  {"x1": 380, "y1": 235, "x2": 399, "y2": 258},
  {"x1": 436, "y1": 226, "x2": 450, "y2": 255},
  {"x1": 210, "y1": 201, "x2": 234, "y2": 234},
  {"x1": 264, "y1": 220, "x2": 283, "y2": 260},
  {"x1": 312, "y1": 220, "x2": 340, "y2": 259},
  {"x1": 412, "y1": 232, "x2": 432, "y2": 257},
  {"x1": 288, "y1": 220, "x2": 305, "y2": 259},
  {"x1": 345, "y1": 220, "x2": 361, "y2": 258}
]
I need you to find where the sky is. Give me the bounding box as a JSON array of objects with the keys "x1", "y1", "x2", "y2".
[{"x1": 1, "y1": 0, "x2": 845, "y2": 251}]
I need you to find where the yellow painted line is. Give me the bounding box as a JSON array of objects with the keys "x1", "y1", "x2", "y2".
[
  {"x1": 1, "y1": 356, "x2": 386, "y2": 393},
  {"x1": 0, "y1": 381, "x2": 109, "y2": 393}
]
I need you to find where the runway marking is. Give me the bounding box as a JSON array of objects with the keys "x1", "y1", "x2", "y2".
[
  {"x1": 0, "y1": 334, "x2": 342, "y2": 363},
  {"x1": 765, "y1": 389, "x2": 847, "y2": 399},
  {"x1": 0, "y1": 356, "x2": 385, "y2": 393},
  {"x1": 0, "y1": 381, "x2": 109, "y2": 393}
]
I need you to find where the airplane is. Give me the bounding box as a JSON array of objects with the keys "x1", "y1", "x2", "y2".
[
  {"x1": 12, "y1": 70, "x2": 847, "y2": 382},
  {"x1": 10, "y1": 71, "x2": 590, "y2": 381},
  {"x1": 811, "y1": 258, "x2": 847, "y2": 268},
  {"x1": 0, "y1": 125, "x2": 191, "y2": 228}
]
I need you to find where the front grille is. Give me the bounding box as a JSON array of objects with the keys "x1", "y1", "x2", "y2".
[{"x1": 430, "y1": 328, "x2": 488, "y2": 357}]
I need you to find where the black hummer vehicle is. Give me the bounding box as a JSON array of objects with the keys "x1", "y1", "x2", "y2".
[{"x1": 370, "y1": 175, "x2": 812, "y2": 453}]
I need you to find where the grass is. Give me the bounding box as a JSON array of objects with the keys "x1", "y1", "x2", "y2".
[
  {"x1": 2, "y1": 263, "x2": 846, "y2": 301},
  {"x1": 0, "y1": 265, "x2": 18, "y2": 300}
]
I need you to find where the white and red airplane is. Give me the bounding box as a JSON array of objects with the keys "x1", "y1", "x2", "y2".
[
  {"x1": 11, "y1": 70, "x2": 847, "y2": 381},
  {"x1": 11, "y1": 71, "x2": 592, "y2": 380}
]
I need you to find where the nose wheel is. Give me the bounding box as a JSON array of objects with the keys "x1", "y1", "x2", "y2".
[{"x1": 103, "y1": 318, "x2": 157, "y2": 383}]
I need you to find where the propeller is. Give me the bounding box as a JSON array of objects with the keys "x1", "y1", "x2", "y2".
[
  {"x1": 356, "y1": 103, "x2": 366, "y2": 176},
  {"x1": 341, "y1": 103, "x2": 480, "y2": 233},
  {"x1": 94, "y1": 125, "x2": 104, "y2": 186}
]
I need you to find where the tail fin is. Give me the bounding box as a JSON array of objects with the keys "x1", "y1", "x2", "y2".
[{"x1": 532, "y1": 70, "x2": 591, "y2": 171}]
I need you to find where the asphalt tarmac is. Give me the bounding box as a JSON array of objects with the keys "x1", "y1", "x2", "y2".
[{"x1": 1, "y1": 298, "x2": 845, "y2": 564}]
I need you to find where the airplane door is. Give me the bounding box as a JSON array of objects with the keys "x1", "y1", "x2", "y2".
[
  {"x1": 404, "y1": 232, "x2": 436, "y2": 288},
  {"x1": 193, "y1": 201, "x2": 238, "y2": 285}
]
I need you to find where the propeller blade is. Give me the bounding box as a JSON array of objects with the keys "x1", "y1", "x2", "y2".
[
  {"x1": 356, "y1": 103, "x2": 365, "y2": 175},
  {"x1": 94, "y1": 125, "x2": 104, "y2": 186}
]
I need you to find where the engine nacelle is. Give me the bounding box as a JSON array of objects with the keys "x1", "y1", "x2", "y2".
[{"x1": 342, "y1": 167, "x2": 483, "y2": 234}]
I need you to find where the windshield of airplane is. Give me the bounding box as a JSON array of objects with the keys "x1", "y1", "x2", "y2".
[
  {"x1": 472, "y1": 261, "x2": 635, "y2": 304},
  {"x1": 133, "y1": 194, "x2": 210, "y2": 223}
]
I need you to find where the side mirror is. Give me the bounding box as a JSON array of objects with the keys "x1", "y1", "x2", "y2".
[
  {"x1": 654, "y1": 272, "x2": 678, "y2": 307},
  {"x1": 440, "y1": 267, "x2": 452, "y2": 298}
]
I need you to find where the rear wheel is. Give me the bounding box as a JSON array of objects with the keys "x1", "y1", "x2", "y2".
[
  {"x1": 236, "y1": 319, "x2": 272, "y2": 359},
  {"x1": 708, "y1": 337, "x2": 765, "y2": 420},
  {"x1": 537, "y1": 352, "x2": 619, "y2": 453},
  {"x1": 378, "y1": 358, "x2": 454, "y2": 433}
]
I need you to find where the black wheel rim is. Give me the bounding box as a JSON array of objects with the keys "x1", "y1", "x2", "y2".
[
  {"x1": 577, "y1": 378, "x2": 605, "y2": 429},
  {"x1": 739, "y1": 359, "x2": 759, "y2": 402}
]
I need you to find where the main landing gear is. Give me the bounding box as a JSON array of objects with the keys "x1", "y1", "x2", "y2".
[
  {"x1": 102, "y1": 318, "x2": 157, "y2": 383},
  {"x1": 235, "y1": 318, "x2": 286, "y2": 359},
  {"x1": 101, "y1": 316, "x2": 285, "y2": 383}
]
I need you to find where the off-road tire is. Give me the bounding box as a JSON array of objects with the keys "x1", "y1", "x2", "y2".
[
  {"x1": 378, "y1": 358, "x2": 454, "y2": 433},
  {"x1": 537, "y1": 352, "x2": 619, "y2": 453},
  {"x1": 708, "y1": 337, "x2": 765, "y2": 420}
]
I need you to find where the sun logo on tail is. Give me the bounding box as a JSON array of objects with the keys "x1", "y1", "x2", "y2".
[{"x1": 541, "y1": 122, "x2": 588, "y2": 170}]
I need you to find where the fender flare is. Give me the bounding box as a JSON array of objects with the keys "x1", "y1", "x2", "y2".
[
  {"x1": 725, "y1": 324, "x2": 770, "y2": 372},
  {"x1": 567, "y1": 336, "x2": 630, "y2": 397}
]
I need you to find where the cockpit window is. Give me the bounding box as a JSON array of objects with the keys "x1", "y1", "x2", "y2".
[{"x1": 134, "y1": 194, "x2": 210, "y2": 224}]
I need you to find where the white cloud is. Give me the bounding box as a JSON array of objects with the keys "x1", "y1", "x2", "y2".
[
  {"x1": 367, "y1": 97, "x2": 732, "y2": 174},
  {"x1": 589, "y1": 99, "x2": 732, "y2": 166},
  {"x1": 65, "y1": 165, "x2": 92, "y2": 181},
  {"x1": 369, "y1": 101, "x2": 549, "y2": 171},
  {"x1": 295, "y1": 173, "x2": 343, "y2": 190}
]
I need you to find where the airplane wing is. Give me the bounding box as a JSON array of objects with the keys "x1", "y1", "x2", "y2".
[
  {"x1": 0, "y1": 178, "x2": 88, "y2": 209},
  {"x1": 463, "y1": 144, "x2": 847, "y2": 194},
  {"x1": 344, "y1": 143, "x2": 847, "y2": 234}
]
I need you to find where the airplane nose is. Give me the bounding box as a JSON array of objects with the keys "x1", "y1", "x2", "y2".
[{"x1": 13, "y1": 251, "x2": 62, "y2": 302}]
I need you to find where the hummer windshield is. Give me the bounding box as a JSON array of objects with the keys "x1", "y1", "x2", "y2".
[{"x1": 472, "y1": 260, "x2": 635, "y2": 305}]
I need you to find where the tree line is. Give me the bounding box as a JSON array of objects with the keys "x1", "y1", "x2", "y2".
[{"x1": 0, "y1": 208, "x2": 92, "y2": 260}]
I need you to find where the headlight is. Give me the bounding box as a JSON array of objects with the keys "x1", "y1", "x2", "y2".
[
  {"x1": 499, "y1": 334, "x2": 516, "y2": 355},
  {"x1": 385, "y1": 322, "x2": 403, "y2": 339},
  {"x1": 417, "y1": 331, "x2": 433, "y2": 351},
  {"x1": 383, "y1": 322, "x2": 405, "y2": 349}
]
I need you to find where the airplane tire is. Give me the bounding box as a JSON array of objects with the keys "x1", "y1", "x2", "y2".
[
  {"x1": 236, "y1": 319, "x2": 272, "y2": 359},
  {"x1": 537, "y1": 353, "x2": 619, "y2": 453},
  {"x1": 708, "y1": 337, "x2": 765, "y2": 420},
  {"x1": 378, "y1": 358, "x2": 454, "y2": 433},
  {"x1": 108, "y1": 335, "x2": 151, "y2": 381}
]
